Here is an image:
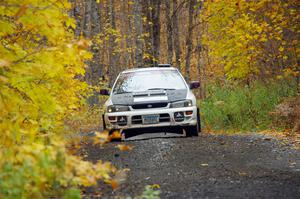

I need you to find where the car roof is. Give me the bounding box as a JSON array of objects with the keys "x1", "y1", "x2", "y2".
[{"x1": 121, "y1": 67, "x2": 178, "y2": 74}]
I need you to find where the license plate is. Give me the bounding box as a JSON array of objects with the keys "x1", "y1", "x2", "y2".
[{"x1": 142, "y1": 115, "x2": 159, "y2": 124}]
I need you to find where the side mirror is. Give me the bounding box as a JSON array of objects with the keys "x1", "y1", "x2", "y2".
[
  {"x1": 100, "y1": 89, "x2": 110, "y2": 96},
  {"x1": 189, "y1": 81, "x2": 200, "y2": 89}
]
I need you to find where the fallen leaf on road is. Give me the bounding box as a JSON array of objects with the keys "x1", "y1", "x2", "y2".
[
  {"x1": 151, "y1": 184, "x2": 160, "y2": 189},
  {"x1": 110, "y1": 179, "x2": 119, "y2": 190},
  {"x1": 93, "y1": 131, "x2": 109, "y2": 145},
  {"x1": 92, "y1": 191, "x2": 102, "y2": 197},
  {"x1": 109, "y1": 131, "x2": 121, "y2": 140},
  {"x1": 110, "y1": 168, "x2": 130, "y2": 190},
  {"x1": 116, "y1": 144, "x2": 133, "y2": 151},
  {"x1": 239, "y1": 172, "x2": 247, "y2": 176}
]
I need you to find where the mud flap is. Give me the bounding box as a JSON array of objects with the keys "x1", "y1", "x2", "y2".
[
  {"x1": 182, "y1": 128, "x2": 187, "y2": 137},
  {"x1": 121, "y1": 131, "x2": 126, "y2": 141}
]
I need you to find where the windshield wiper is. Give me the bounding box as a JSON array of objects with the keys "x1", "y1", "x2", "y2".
[{"x1": 148, "y1": 88, "x2": 175, "y2": 91}]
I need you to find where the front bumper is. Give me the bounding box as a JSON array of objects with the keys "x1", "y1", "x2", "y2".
[{"x1": 104, "y1": 106, "x2": 197, "y2": 130}]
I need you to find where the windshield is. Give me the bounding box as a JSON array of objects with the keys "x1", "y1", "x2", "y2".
[{"x1": 113, "y1": 70, "x2": 187, "y2": 94}]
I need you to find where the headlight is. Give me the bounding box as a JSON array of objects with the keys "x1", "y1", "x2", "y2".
[
  {"x1": 170, "y1": 100, "x2": 193, "y2": 108},
  {"x1": 107, "y1": 105, "x2": 130, "y2": 113}
]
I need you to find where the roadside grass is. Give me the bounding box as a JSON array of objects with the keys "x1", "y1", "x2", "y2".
[{"x1": 199, "y1": 80, "x2": 298, "y2": 133}]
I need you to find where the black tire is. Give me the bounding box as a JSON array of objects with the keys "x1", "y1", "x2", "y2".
[
  {"x1": 185, "y1": 125, "x2": 198, "y2": 137},
  {"x1": 102, "y1": 114, "x2": 106, "y2": 130},
  {"x1": 197, "y1": 108, "x2": 202, "y2": 133},
  {"x1": 185, "y1": 108, "x2": 201, "y2": 137}
]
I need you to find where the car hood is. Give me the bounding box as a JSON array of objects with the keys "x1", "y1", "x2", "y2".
[{"x1": 111, "y1": 89, "x2": 188, "y2": 105}]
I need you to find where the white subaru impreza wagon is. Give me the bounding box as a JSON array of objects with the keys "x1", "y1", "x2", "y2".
[{"x1": 100, "y1": 65, "x2": 201, "y2": 138}]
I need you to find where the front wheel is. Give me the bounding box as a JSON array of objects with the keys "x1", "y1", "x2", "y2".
[
  {"x1": 197, "y1": 108, "x2": 202, "y2": 133},
  {"x1": 185, "y1": 125, "x2": 198, "y2": 137},
  {"x1": 185, "y1": 108, "x2": 201, "y2": 137}
]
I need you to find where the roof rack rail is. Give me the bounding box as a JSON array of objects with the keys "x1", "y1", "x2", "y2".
[{"x1": 158, "y1": 64, "x2": 171, "y2": 67}]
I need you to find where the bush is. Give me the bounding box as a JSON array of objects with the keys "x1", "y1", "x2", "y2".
[
  {"x1": 200, "y1": 80, "x2": 298, "y2": 132},
  {"x1": 0, "y1": 143, "x2": 115, "y2": 198},
  {"x1": 270, "y1": 95, "x2": 300, "y2": 133}
]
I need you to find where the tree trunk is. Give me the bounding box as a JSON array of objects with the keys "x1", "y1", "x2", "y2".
[
  {"x1": 195, "y1": 1, "x2": 203, "y2": 98},
  {"x1": 108, "y1": 0, "x2": 119, "y2": 86},
  {"x1": 172, "y1": 0, "x2": 181, "y2": 68},
  {"x1": 142, "y1": 0, "x2": 153, "y2": 66},
  {"x1": 185, "y1": 0, "x2": 195, "y2": 82},
  {"x1": 121, "y1": 0, "x2": 132, "y2": 68},
  {"x1": 151, "y1": 0, "x2": 161, "y2": 66},
  {"x1": 196, "y1": 35, "x2": 204, "y2": 99},
  {"x1": 133, "y1": 0, "x2": 143, "y2": 67},
  {"x1": 83, "y1": 0, "x2": 92, "y2": 38},
  {"x1": 165, "y1": 0, "x2": 173, "y2": 65},
  {"x1": 73, "y1": 0, "x2": 85, "y2": 36},
  {"x1": 90, "y1": 0, "x2": 103, "y2": 85}
]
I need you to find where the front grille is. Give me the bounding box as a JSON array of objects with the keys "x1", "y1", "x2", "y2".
[
  {"x1": 159, "y1": 113, "x2": 170, "y2": 122},
  {"x1": 132, "y1": 115, "x2": 142, "y2": 124},
  {"x1": 131, "y1": 114, "x2": 170, "y2": 125},
  {"x1": 131, "y1": 103, "x2": 168, "y2": 109}
]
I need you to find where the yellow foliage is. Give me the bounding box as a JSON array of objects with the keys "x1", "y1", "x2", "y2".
[
  {"x1": 0, "y1": 0, "x2": 115, "y2": 198},
  {"x1": 201, "y1": 0, "x2": 299, "y2": 81},
  {"x1": 151, "y1": 184, "x2": 160, "y2": 189}
]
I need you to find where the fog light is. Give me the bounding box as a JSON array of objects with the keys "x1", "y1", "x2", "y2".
[
  {"x1": 185, "y1": 111, "x2": 193, "y2": 115},
  {"x1": 117, "y1": 116, "x2": 127, "y2": 126},
  {"x1": 174, "y1": 112, "x2": 184, "y2": 122}
]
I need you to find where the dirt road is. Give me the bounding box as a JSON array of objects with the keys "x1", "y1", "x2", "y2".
[{"x1": 82, "y1": 133, "x2": 300, "y2": 198}]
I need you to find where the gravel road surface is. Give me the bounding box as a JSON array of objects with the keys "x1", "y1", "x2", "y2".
[{"x1": 82, "y1": 133, "x2": 300, "y2": 199}]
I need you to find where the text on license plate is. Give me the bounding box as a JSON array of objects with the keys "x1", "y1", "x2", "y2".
[{"x1": 142, "y1": 115, "x2": 159, "y2": 124}]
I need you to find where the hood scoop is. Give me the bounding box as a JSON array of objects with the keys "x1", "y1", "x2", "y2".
[
  {"x1": 133, "y1": 93, "x2": 148, "y2": 97},
  {"x1": 133, "y1": 91, "x2": 166, "y2": 97},
  {"x1": 133, "y1": 91, "x2": 168, "y2": 103}
]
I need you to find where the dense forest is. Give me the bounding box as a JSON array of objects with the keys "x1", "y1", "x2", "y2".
[
  {"x1": 71, "y1": 0, "x2": 299, "y2": 89},
  {"x1": 72, "y1": 0, "x2": 299, "y2": 131},
  {"x1": 0, "y1": 0, "x2": 299, "y2": 198}
]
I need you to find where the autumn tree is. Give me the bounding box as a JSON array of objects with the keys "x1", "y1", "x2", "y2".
[
  {"x1": 185, "y1": 0, "x2": 196, "y2": 81},
  {"x1": 0, "y1": 0, "x2": 117, "y2": 197},
  {"x1": 134, "y1": 0, "x2": 144, "y2": 67},
  {"x1": 172, "y1": 0, "x2": 182, "y2": 68},
  {"x1": 70, "y1": 0, "x2": 298, "y2": 95},
  {"x1": 200, "y1": 0, "x2": 299, "y2": 83}
]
